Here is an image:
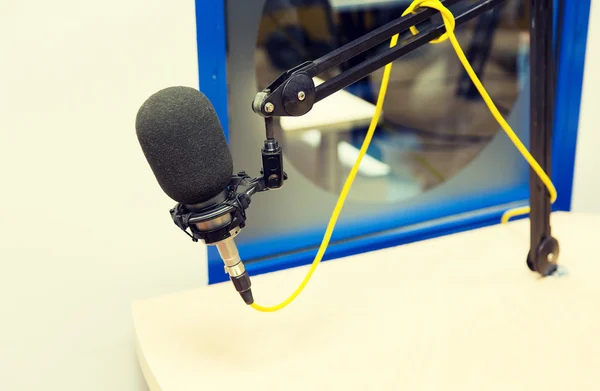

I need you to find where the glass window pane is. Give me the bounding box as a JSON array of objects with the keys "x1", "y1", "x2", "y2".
[{"x1": 226, "y1": 0, "x2": 531, "y2": 262}]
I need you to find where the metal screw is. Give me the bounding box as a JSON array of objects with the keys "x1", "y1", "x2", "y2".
[
  {"x1": 548, "y1": 253, "x2": 555, "y2": 263},
  {"x1": 264, "y1": 102, "x2": 274, "y2": 113},
  {"x1": 298, "y1": 91, "x2": 306, "y2": 101}
]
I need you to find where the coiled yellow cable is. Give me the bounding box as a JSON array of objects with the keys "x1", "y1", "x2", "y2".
[{"x1": 250, "y1": 0, "x2": 556, "y2": 312}]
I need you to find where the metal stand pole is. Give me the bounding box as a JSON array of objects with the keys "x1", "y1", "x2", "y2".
[{"x1": 528, "y1": 0, "x2": 559, "y2": 276}]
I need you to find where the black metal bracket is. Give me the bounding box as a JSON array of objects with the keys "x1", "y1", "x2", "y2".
[
  {"x1": 251, "y1": 0, "x2": 507, "y2": 118},
  {"x1": 169, "y1": 173, "x2": 253, "y2": 243},
  {"x1": 261, "y1": 117, "x2": 288, "y2": 189},
  {"x1": 169, "y1": 167, "x2": 287, "y2": 244}
]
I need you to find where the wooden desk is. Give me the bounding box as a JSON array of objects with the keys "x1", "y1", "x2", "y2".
[{"x1": 133, "y1": 212, "x2": 600, "y2": 390}]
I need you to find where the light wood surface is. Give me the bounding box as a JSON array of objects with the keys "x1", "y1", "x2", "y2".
[
  {"x1": 133, "y1": 212, "x2": 600, "y2": 390},
  {"x1": 280, "y1": 77, "x2": 379, "y2": 133}
]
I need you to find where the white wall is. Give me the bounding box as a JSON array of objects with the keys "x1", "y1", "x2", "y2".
[
  {"x1": 0, "y1": 1, "x2": 208, "y2": 390},
  {"x1": 572, "y1": 2, "x2": 600, "y2": 212}
]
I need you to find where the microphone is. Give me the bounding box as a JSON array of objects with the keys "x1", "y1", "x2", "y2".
[{"x1": 135, "y1": 86, "x2": 255, "y2": 304}]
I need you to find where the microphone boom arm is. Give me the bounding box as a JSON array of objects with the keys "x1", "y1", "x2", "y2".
[
  {"x1": 251, "y1": 0, "x2": 506, "y2": 118},
  {"x1": 164, "y1": 0, "x2": 559, "y2": 307},
  {"x1": 250, "y1": 0, "x2": 561, "y2": 277}
]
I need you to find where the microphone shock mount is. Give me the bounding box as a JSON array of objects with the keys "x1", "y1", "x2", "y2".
[{"x1": 169, "y1": 140, "x2": 288, "y2": 304}]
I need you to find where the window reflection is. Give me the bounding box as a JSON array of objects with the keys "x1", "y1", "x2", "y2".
[{"x1": 255, "y1": 0, "x2": 529, "y2": 203}]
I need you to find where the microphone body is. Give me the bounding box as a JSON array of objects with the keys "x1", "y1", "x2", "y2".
[
  {"x1": 136, "y1": 86, "x2": 268, "y2": 304},
  {"x1": 184, "y1": 191, "x2": 253, "y2": 304}
]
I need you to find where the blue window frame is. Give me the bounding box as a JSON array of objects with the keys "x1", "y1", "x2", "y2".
[{"x1": 195, "y1": 0, "x2": 591, "y2": 284}]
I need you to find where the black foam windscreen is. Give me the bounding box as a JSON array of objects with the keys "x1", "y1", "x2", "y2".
[{"x1": 135, "y1": 86, "x2": 233, "y2": 205}]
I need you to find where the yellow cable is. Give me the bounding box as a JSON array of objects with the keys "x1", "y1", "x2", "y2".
[
  {"x1": 250, "y1": 0, "x2": 556, "y2": 312},
  {"x1": 250, "y1": 36, "x2": 399, "y2": 313},
  {"x1": 403, "y1": 0, "x2": 557, "y2": 222}
]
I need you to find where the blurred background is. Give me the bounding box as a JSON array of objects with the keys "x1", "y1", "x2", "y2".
[{"x1": 254, "y1": 0, "x2": 528, "y2": 202}]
